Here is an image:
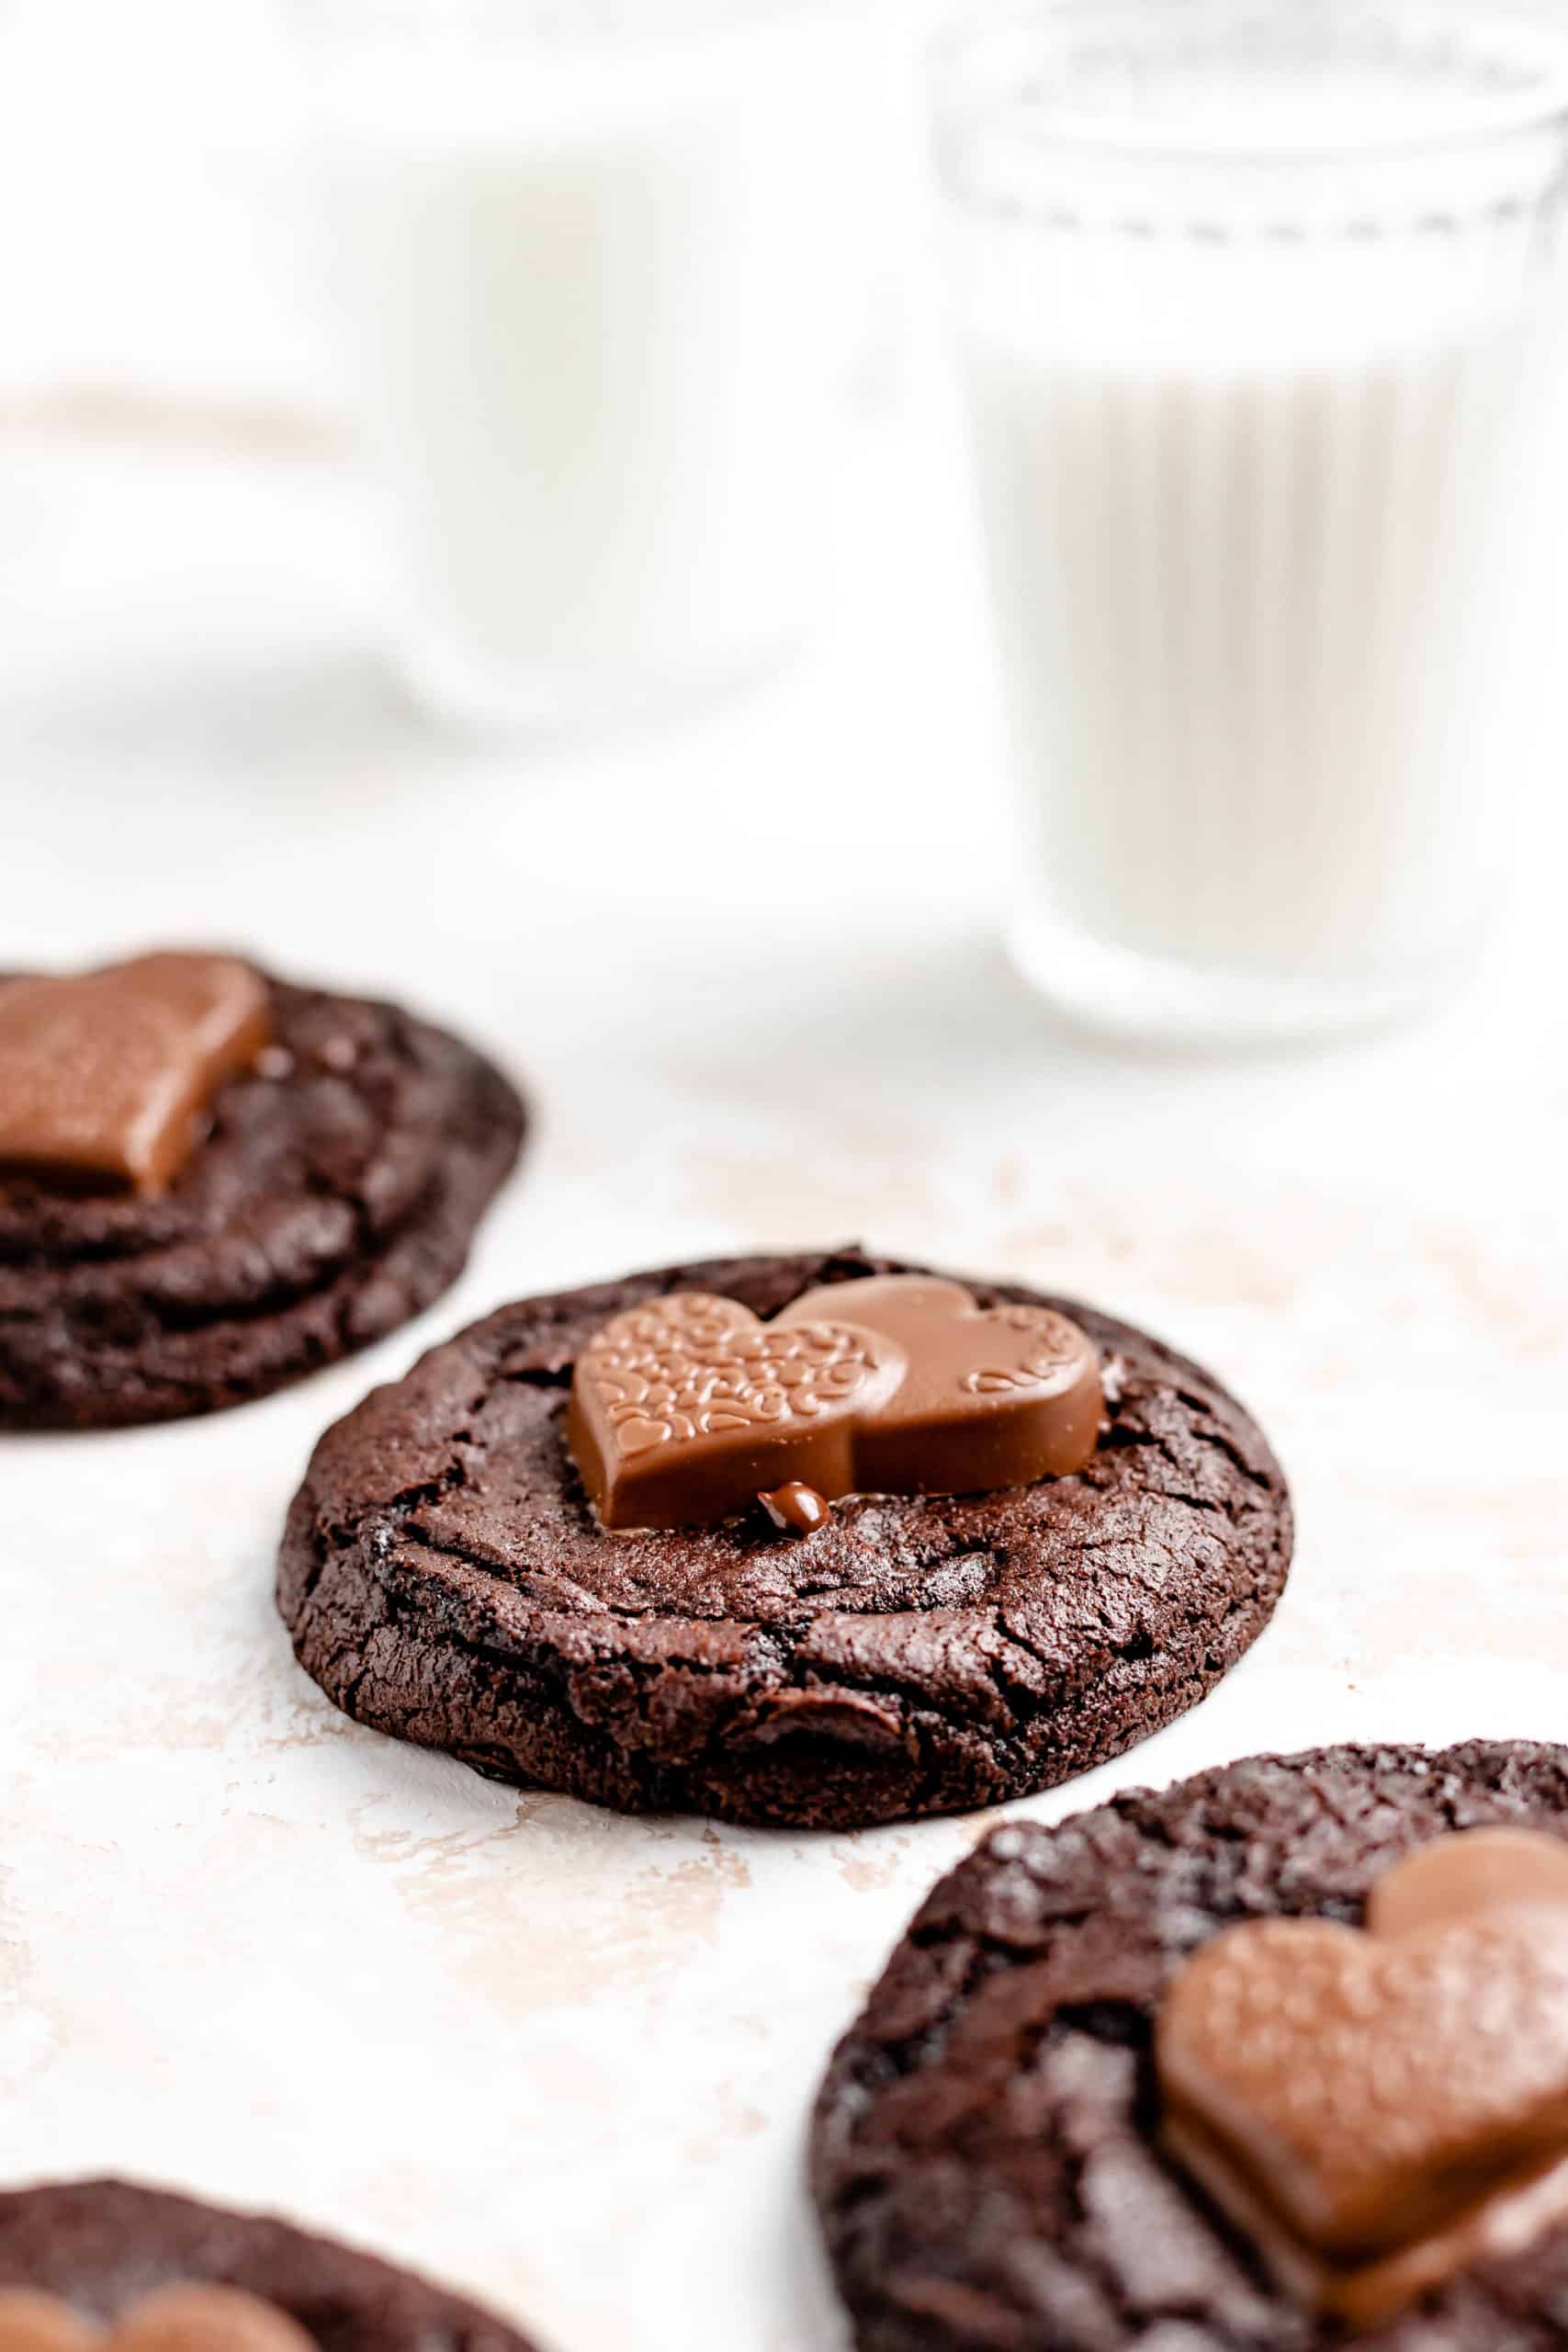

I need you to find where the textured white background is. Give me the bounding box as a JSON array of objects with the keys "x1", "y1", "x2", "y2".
[{"x1": 3, "y1": 6, "x2": 1568, "y2": 2349}]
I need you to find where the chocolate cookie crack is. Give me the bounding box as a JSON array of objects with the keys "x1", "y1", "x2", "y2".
[
  {"x1": 278, "y1": 1252, "x2": 1290, "y2": 1829},
  {"x1": 815, "y1": 1743, "x2": 1568, "y2": 2349}
]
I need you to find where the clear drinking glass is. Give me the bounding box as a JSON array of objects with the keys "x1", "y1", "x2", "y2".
[
  {"x1": 299, "y1": 0, "x2": 861, "y2": 731},
  {"x1": 931, "y1": 0, "x2": 1568, "y2": 1043}
]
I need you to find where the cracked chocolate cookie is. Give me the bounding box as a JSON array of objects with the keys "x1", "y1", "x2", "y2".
[
  {"x1": 0, "y1": 958, "x2": 525, "y2": 1428},
  {"x1": 276, "y1": 1248, "x2": 1291, "y2": 1830},
  {"x1": 0, "y1": 2178, "x2": 538, "y2": 2350},
  {"x1": 811, "y1": 1739, "x2": 1568, "y2": 2350}
]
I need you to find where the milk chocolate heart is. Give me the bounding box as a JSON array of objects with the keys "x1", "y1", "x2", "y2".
[
  {"x1": 1367, "y1": 1824, "x2": 1568, "y2": 1940},
  {"x1": 567, "y1": 1276, "x2": 1102, "y2": 1532},
  {"x1": 778, "y1": 1275, "x2": 1103, "y2": 1494},
  {"x1": 0, "y1": 953, "x2": 270, "y2": 1196},
  {"x1": 0, "y1": 2284, "x2": 311, "y2": 2352},
  {"x1": 1158, "y1": 1827, "x2": 1568, "y2": 2326},
  {"x1": 566, "y1": 1292, "x2": 908, "y2": 1532}
]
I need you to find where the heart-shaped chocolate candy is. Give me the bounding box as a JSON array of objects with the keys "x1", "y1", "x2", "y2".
[
  {"x1": 567, "y1": 1276, "x2": 1103, "y2": 1532},
  {"x1": 566, "y1": 1292, "x2": 907, "y2": 1532},
  {"x1": 778, "y1": 1275, "x2": 1103, "y2": 1494},
  {"x1": 0, "y1": 953, "x2": 270, "y2": 1196},
  {"x1": 1367, "y1": 1825, "x2": 1568, "y2": 1940},
  {"x1": 1158, "y1": 1827, "x2": 1568, "y2": 2324},
  {"x1": 0, "y1": 2284, "x2": 310, "y2": 2352}
]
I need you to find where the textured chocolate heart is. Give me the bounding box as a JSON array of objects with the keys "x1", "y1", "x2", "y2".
[
  {"x1": 0, "y1": 2284, "x2": 310, "y2": 2352},
  {"x1": 1368, "y1": 1824, "x2": 1568, "y2": 1940},
  {"x1": 0, "y1": 953, "x2": 270, "y2": 1196},
  {"x1": 1158, "y1": 1827, "x2": 1568, "y2": 2324},
  {"x1": 567, "y1": 1277, "x2": 1105, "y2": 1532},
  {"x1": 566, "y1": 1292, "x2": 907, "y2": 1532},
  {"x1": 778, "y1": 1274, "x2": 1103, "y2": 1493}
]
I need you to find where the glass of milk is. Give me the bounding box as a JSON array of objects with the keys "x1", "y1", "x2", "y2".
[
  {"x1": 932, "y1": 0, "x2": 1568, "y2": 1042},
  {"x1": 299, "y1": 0, "x2": 863, "y2": 731}
]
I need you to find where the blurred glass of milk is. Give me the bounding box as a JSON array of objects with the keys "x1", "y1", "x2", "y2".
[
  {"x1": 301, "y1": 0, "x2": 871, "y2": 731},
  {"x1": 932, "y1": 1, "x2": 1568, "y2": 1044}
]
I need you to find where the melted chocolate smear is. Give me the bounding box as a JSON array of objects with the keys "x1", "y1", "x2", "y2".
[{"x1": 760, "y1": 1482, "x2": 832, "y2": 1537}]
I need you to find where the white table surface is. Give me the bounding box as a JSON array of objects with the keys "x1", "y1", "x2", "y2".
[{"x1": 3, "y1": 336, "x2": 1568, "y2": 2352}]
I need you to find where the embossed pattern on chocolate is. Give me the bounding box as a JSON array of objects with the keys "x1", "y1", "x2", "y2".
[
  {"x1": 569, "y1": 1273, "x2": 1105, "y2": 1532},
  {"x1": 567, "y1": 1292, "x2": 904, "y2": 1530},
  {"x1": 780, "y1": 1273, "x2": 1104, "y2": 1493},
  {"x1": 583, "y1": 1293, "x2": 897, "y2": 1450},
  {"x1": 785, "y1": 1278, "x2": 1087, "y2": 1396},
  {"x1": 962, "y1": 1307, "x2": 1087, "y2": 1389}
]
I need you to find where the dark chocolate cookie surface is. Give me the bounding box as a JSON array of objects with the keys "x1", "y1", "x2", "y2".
[
  {"x1": 276, "y1": 1248, "x2": 1291, "y2": 1830},
  {"x1": 812, "y1": 1739, "x2": 1568, "y2": 2350},
  {"x1": 0, "y1": 971, "x2": 525, "y2": 1428},
  {"x1": 0, "y1": 2178, "x2": 537, "y2": 2349}
]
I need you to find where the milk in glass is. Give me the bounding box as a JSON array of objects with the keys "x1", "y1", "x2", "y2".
[
  {"x1": 311, "y1": 6, "x2": 857, "y2": 726},
  {"x1": 966, "y1": 271, "x2": 1543, "y2": 981},
  {"x1": 936, "y1": 7, "x2": 1568, "y2": 1035}
]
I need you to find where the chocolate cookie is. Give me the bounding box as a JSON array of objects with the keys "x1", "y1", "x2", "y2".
[
  {"x1": 276, "y1": 1247, "x2": 1291, "y2": 1830},
  {"x1": 0, "y1": 2178, "x2": 537, "y2": 2350},
  {"x1": 811, "y1": 1738, "x2": 1568, "y2": 2350},
  {"x1": 0, "y1": 967, "x2": 525, "y2": 1428}
]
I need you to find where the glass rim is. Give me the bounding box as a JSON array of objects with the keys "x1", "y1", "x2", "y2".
[
  {"x1": 292, "y1": 0, "x2": 832, "y2": 40},
  {"x1": 930, "y1": 0, "x2": 1568, "y2": 176}
]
